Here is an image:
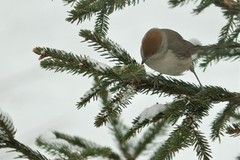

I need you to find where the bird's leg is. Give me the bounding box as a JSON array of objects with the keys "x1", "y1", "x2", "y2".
[{"x1": 190, "y1": 65, "x2": 203, "y2": 88}]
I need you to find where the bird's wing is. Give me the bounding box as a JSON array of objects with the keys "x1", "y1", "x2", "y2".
[{"x1": 162, "y1": 29, "x2": 200, "y2": 58}]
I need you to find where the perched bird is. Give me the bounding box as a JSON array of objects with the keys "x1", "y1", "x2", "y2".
[{"x1": 140, "y1": 28, "x2": 203, "y2": 87}]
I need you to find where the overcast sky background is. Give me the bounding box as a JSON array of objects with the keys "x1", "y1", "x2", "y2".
[{"x1": 0, "y1": 0, "x2": 239, "y2": 160}]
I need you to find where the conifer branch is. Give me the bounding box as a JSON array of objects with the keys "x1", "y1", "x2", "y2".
[
  {"x1": 192, "y1": 0, "x2": 213, "y2": 14},
  {"x1": 37, "y1": 131, "x2": 120, "y2": 160},
  {"x1": 138, "y1": 73, "x2": 201, "y2": 96},
  {"x1": 64, "y1": 0, "x2": 144, "y2": 24},
  {"x1": 76, "y1": 79, "x2": 113, "y2": 109},
  {"x1": 53, "y1": 131, "x2": 99, "y2": 148},
  {"x1": 164, "y1": 99, "x2": 195, "y2": 124},
  {"x1": 210, "y1": 103, "x2": 239, "y2": 141},
  {"x1": 77, "y1": 85, "x2": 102, "y2": 108},
  {"x1": 123, "y1": 118, "x2": 151, "y2": 140},
  {"x1": 192, "y1": 130, "x2": 212, "y2": 160},
  {"x1": 98, "y1": 76, "x2": 135, "y2": 160},
  {"x1": 4, "y1": 139, "x2": 49, "y2": 160},
  {"x1": 218, "y1": 8, "x2": 239, "y2": 42},
  {"x1": 199, "y1": 43, "x2": 240, "y2": 70},
  {"x1": 33, "y1": 47, "x2": 240, "y2": 131},
  {"x1": 169, "y1": 0, "x2": 240, "y2": 16},
  {"x1": 150, "y1": 110, "x2": 212, "y2": 160},
  {"x1": 95, "y1": 85, "x2": 136, "y2": 127},
  {"x1": 33, "y1": 47, "x2": 120, "y2": 80},
  {"x1": 65, "y1": 0, "x2": 98, "y2": 24},
  {"x1": 109, "y1": 117, "x2": 134, "y2": 160},
  {"x1": 0, "y1": 109, "x2": 16, "y2": 140},
  {"x1": 168, "y1": 0, "x2": 191, "y2": 8},
  {"x1": 132, "y1": 121, "x2": 167, "y2": 158},
  {"x1": 80, "y1": 147, "x2": 121, "y2": 159},
  {"x1": 150, "y1": 120, "x2": 193, "y2": 160},
  {"x1": 169, "y1": 0, "x2": 240, "y2": 45},
  {"x1": 79, "y1": 29, "x2": 137, "y2": 65},
  {"x1": 219, "y1": 15, "x2": 235, "y2": 41},
  {"x1": 139, "y1": 75, "x2": 233, "y2": 103},
  {"x1": 213, "y1": 0, "x2": 240, "y2": 15},
  {"x1": 226, "y1": 123, "x2": 240, "y2": 137},
  {"x1": 126, "y1": 91, "x2": 218, "y2": 159},
  {"x1": 124, "y1": 103, "x2": 167, "y2": 141},
  {"x1": 0, "y1": 109, "x2": 48, "y2": 160},
  {"x1": 36, "y1": 135, "x2": 83, "y2": 160},
  {"x1": 33, "y1": 47, "x2": 239, "y2": 104},
  {"x1": 165, "y1": 86, "x2": 239, "y2": 131},
  {"x1": 94, "y1": 2, "x2": 109, "y2": 36}
]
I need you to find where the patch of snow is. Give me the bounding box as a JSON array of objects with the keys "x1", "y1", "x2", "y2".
[
  {"x1": 81, "y1": 86, "x2": 100, "y2": 101},
  {"x1": 40, "y1": 131, "x2": 56, "y2": 141},
  {"x1": 39, "y1": 131, "x2": 81, "y2": 152},
  {"x1": 39, "y1": 131, "x2": 70, "y2": 147},
  {"x1": 189, "y1": 38, "x2": 202, "y2": 46},
  {"x1": 139, "y1": 103, "x2": 167, "y2": 122}
]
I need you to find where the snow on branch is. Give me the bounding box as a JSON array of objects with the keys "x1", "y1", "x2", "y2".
[
  {"x1": 139, "y1": 103, "x2": 168, "y2": 123},
  {"x1": 37, "y1": 131, "x2": 81, "y2": 152},
  {"x1": 36, "y1": 131, "x2": 83, "y2": 159},
  {"x1": 123, "y1": 103, "x2": 168, "y2": 140}
]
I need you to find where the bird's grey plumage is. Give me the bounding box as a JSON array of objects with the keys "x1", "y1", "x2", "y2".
[{"x1": 160, "y1": 29, "x2": 201, "y2": 58}]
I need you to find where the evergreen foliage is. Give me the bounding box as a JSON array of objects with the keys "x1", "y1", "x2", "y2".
[
  {"x1": 0, "y1": 0, "x2": 240, "y2": 159},
  {"x1": 0, "y1": 109, "x2": 48, "y2": 160},
  {"x1": 36, "y1": 131, "x2": 120, "y2": 160}
]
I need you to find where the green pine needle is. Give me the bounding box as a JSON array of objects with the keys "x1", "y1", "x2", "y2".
[
  {"x1": 53, "y1": 131, "x2": 99, "y2": 149},
  {"x1": 150, "y1": 123, "x2": 192, "y2": 160},
  {"x1": 94, "y1": 85, "x2": 136, "y2": 127},
  {"x1": 192, "y1": 130, "x2": 212, "y2": 160},
  {"x1": 94, "y1": 4, "x2": 109, "y2": 36},
  {"x1": 133, "y1": 121, "x2": 168, "y2": 158},
  {"x1": 80, "y1": 147, "x2": 121, "y2": 159},
  {"x1": 0, "y1": 110, "x2": 16, "y2": 140},
  {"x1": 79, "y1": 29, "x2": 137, "y2": 65},
  {"x1": 226, "y1": 123, "x2": 240, "y2": 137},
  {"x1": 210, "y1": 103, "x2": 239, "y2": 141}
]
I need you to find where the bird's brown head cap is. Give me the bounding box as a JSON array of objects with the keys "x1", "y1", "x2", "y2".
[{"x1": 141, "y1": 28, "x2": 163, "y2": 63}]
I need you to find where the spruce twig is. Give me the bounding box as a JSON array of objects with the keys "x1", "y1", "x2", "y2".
[
  {"x1": 210, "y1": 103, "x2": 239, "y2": 141},
  {"x1": 226, "y1": 123, "x2": 240, "y2": 137},
  {"x1": 0, "y1": 109, "x2": 48, "y2": 160}
]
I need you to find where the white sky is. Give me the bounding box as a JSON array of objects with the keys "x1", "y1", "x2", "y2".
[{"x1": 0, "y1": 0, "x2": 239, "y2": 160}]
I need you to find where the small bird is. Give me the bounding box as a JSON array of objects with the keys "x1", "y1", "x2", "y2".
[{"x1": 141, "y1": 28, "x2": 203, "y2": 87}]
